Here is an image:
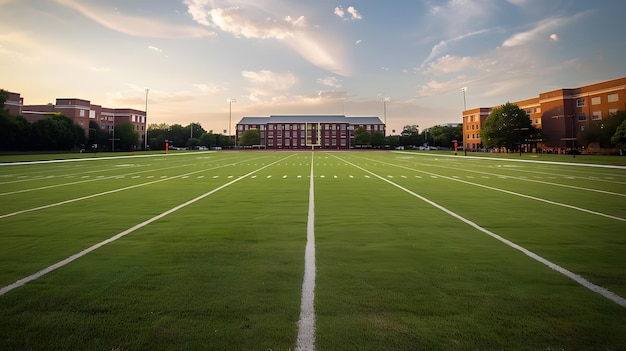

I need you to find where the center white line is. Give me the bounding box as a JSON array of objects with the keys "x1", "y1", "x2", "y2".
[{"x1": 297, "y1": 152, "x2": 317, "y2": 351}]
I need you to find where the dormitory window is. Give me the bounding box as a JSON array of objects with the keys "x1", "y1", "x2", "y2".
[
  {"x1": 592, "y1": 112, "x2": 602, "y2": 120},
  {"x1": 576, "y1": 98, "x2": 585, "y2": 107},
  {"x1": 608, "y1": 93, "x2": 619, "y2": 102},
  {"x1": 592, "y1": 97, "x2": 601, "y2": 105},
  {"x1": 526, "y1": 109, "x2": 533, "y2": 115},
  {"x1": 578, "y1": 113, "x2": 587, "y2": 121}
]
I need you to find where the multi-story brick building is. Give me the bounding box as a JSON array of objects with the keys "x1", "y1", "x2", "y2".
[
  {"x1": 462, "y1": 77, "x2": 626, "y2": 151},
  {"x1": 15, "y1": 96, "x2": 147, "y2": 148},
  {"x1": 236, "y1": 115, "x2": 385, "y2": 149},
  {"x1": 3, "y1": 91, "x2": 23, "y2": 116}
]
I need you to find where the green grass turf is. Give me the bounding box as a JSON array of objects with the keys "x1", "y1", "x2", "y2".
[{"x1": 0, "y1": 151, "x2": 625, "y2": 350}]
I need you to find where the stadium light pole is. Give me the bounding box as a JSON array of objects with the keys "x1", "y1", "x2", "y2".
[
  {"x1": 144, "y1": 88, "x2": 149, "y2": 150},
  {"x1": 228, "y1": 98, "x2": 236, "y2": 147},
  {"x1": 461, "y1": 87, "x2": 467, "y2": 156}
]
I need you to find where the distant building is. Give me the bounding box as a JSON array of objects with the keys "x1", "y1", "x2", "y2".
[
  {"x1": 236, "y1": 115, "x2": 385, "y2": 149},
  {"x1": 12, "y1": 95, "x2": 147, "y2": 148},
  {"x1": 3, "y1": 91, "x2": 23, "y2": 116},
  {"x1": 462, "y1": 76, "x2": 626, "y2": 151}
]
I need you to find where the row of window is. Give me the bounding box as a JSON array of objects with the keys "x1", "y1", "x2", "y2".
[
  {"x1": 577, "y1": 93, "x2": 620, "y2": 107},
  {"x1": 466, "y1": 133, "x2": 480, "y2": 140},
  {"x1": 239, "y1": 124, "x2": 383, "y2": 131}
]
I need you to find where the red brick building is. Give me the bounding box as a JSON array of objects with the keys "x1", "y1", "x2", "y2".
[
  {"x1": 236, "y1": 115, "x2": 385, "y2": 149},
  {"x1": 462, "y1": 77, "x2": 626, "y2": 151}
]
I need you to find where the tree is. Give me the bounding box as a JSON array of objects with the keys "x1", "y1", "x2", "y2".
[
  {"x1": 611, "y1": 117, "x2": 626, "y2": 152},
  {"x1": 114, "y1": 122, "x2": 139, "y2": 150},
  {"x1": 353, "y1": 127, "x2": 371, "y2": 146},
  {"x1": 238, "y1": 129, "x2": 260, "y2": 146},
  {"x1": 481, "y1": 102, "x2": 534, "y2": 150},
  {"x1": 199, "y1": 132, "x2": 217, "y2": 147},
  {"x1": 399, "y1": 124, "x2": 420, "y2": 146},
  {"x1": 88, "y1": 120, "x2": 108, "y2": 151},
  {"x1": 371, "y1": 132, "x2": 385, "y2": 147},
  {"x1": 30, "y1": 114, "x2": 85, "y2": 150}
]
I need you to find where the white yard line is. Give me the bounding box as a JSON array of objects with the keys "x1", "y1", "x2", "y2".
[
  {"x1": 395, "y1": 151, "x2": 626, "y2": 169},
  {"x1": 367, "y1": 157, "x2": 626, "y2": 222},
  {"x1": 332, "y1": 154, "x2": 626, "y2": 309},
  {"x1": 0, "y1": 154, "x2": 294, "y2": 296},
  {"x1": 297, "y1": 152, "x2": 317, "y2": 351}
]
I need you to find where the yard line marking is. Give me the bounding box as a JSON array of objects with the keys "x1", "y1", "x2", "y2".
[
  {"x1": 297, "y1": 152, "x2": 316, "y2": 351},
  {"x1": 372, "y1": 158, "x2": 626, "y2": 222},
  {"x1": 333, "y1": 154, "x2": 626, "y2": 309},
  {"x1": 0, "y1": 151, "x2": 215, "y2": 167},
  {"x1": 0, "y1": 161, "x2": 250, "y2": 219},
  {"x1": 0, "y1": 154, "x2": 296, "y2": 297}
]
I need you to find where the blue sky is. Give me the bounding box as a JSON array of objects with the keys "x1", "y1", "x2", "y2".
[{"x1": 1, "y1": 0, "x2": 625, "y2": 135}]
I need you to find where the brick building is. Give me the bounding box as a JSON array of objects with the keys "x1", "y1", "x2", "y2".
[
  {"x1": 462, "y1": 77, "x2": 626, "y2": 151},
  {"x1": 236, "y1": 115, "x2": 385, "y2": 149},
  {"x1": 10, "y1": 94, "x2": 147, "y2": 148}
]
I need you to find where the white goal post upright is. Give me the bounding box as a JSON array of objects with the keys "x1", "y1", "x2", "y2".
[{"x1": 305, "y1": 122, "x2": 321, "y2": 150}]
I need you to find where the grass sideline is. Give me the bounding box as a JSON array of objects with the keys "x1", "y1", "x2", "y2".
[{"x1": 0, "y1": 151, "x2": 625, "y2": 350}]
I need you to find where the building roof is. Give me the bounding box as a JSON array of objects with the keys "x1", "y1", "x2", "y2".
[{"x1": 238, "y1": 115, "x2": 384, "y2": 125}]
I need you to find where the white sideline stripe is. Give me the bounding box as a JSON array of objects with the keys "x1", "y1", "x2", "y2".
[
  {"x1": 334, "y1": 154, "x2": 626, "y2": 308},
  {"x1": 0, "y1": 151, "x2": 215, "y2": 167},
  {"x1": 0, "y1": 154, "x2": 294, "y2": 297},
  {"x1": 297, "y1": 152, "x2": 316, "y2": 351}
]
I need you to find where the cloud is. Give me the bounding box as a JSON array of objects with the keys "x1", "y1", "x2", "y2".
[
  {"x1": 421, "y1": 29, "x2": 490, "y2": 66},
  {"x1": 347, "y1": 6, "x2": 362, "y2": 20},
  {"x1": 355, "y1": 39, "x2": 362, "y2": 45},
  {"x1": 422, "y1": 55, "x2": 488, "y2": 75},
  {"x1": 242, "y1": 70, "x2": 298, "y2": 91},
  {"x1": 550, "y1": 33, "x2": 559, "y2": 41},
  {"x1": 334, "y1": 5, "x2": 362, "y2": 20},
  {"x1": 185, "y1": 2, "x2": 348, "y2": 75},
  {"x1": 148, "y1": 45, "x2": 163, "y2": 53},
  {"x1": 55, "y1": 0, "x2": 215, "y2": 38},
  {"x1": 317, "y1": 76, "x2": 342, "y2": 88},
  {"x1": 502, "y1": 16, "x2": 568, "y2": 47}
]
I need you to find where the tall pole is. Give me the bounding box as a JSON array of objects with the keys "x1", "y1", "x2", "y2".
[
  {"x1": 461, "y1": 87, "x2": 467, "y2": 156},
  {"x1": 228, "y1": 98, "x2": 236, "y2": 146},
  {"x1": 144, "y1": 88, "x2": 149, "y2": 150}
]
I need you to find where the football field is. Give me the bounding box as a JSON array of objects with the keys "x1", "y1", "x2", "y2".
[{"x1": 1, "y1": 151, "x2": 625, "y2": 350}]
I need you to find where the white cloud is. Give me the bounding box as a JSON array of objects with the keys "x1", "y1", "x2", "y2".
[
  {"x1": 317, "y1": 76, "x2": 342, "y2": 88},
  {"x1": 355, "y1": 39, "x2": 362, "y2": 45},
  {"x1": 422, "y1": 55, "x2": 485, "y2": 75},
  {"x1": 334, "y1": 5, "x2": 361, "y2": 20},
  {"x1": 347, "y1": 6, "x2": 362, "y2": 20},
  {"x1": 334, "y1": 6, "x2": 345, "y2": 18},
  {"x1": 185, "y1": 2, "x2": 348, "y2": 75},
  {"x1": 55, "y1": 0, "x2": 215, "y2": 38},
  {"x1": 148, "y1": 45, "x2": 163, "y2": 53},
  {"x1": 550, "y1": 33, "x2": 559, "y2": 41},
  {"x1": 242, "y1": 70, "x2": 298, "y2": 91},
  {"x1": 502, "y1": 17, "x2": 568, "y2": 47},
  {"x1": 421, "y1": 29, "x2": 490, "y2": 66}
]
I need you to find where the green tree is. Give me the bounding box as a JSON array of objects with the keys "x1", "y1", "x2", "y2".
[
  {"x1": 114, "y1": 122, "x2": 139, "y2": 150},
  {"x1": 353, "y1": 127, "x2": 371, "y2": 146},
  {"x1": 610, "y1": 116, "x2": 626, "y2": 151},
  {"x1": 399, "y1": 124, "x2": 420, "y2": 146},
  {"x1": 238, "y1": 129, "x2": 260, "y2": 146},
  {"x1": 370, "y1": 132, "x2": 385, "y2": 147},
  {"x1": 199, "y1": 132, "x2": 217, "y2": 147},
  {"x1": 30, "y1": 114, "x2": 85, "y2": 150},
  {"x1": 481, "y1": 102, "x2": 534, "y2": 150}
]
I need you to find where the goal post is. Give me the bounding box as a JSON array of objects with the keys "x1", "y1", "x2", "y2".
[{"x1": 305, "y1": 122, "x2": 321, "y2": 149}]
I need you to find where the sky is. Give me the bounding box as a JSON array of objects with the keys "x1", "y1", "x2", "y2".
[{"x1": 1, "y1": 0, "x2": 625, "y2": 135}]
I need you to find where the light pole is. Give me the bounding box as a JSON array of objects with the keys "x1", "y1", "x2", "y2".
[
  {"x1": 144, "y1": 88, "x2": 149, "y2": 150},
  {"x1": 461, "y1": 87, "x2": 467, "y2": 156},
  {"x1": 380, "y1": 97, "x2": 390, "y2": 136},
  {"x1": 228, "y1": 98, "x2": 236, "y2": 147}
]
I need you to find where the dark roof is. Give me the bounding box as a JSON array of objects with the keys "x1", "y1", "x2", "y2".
[{"x1": 238, "y1": 115, "x2": 384, "y2": 125}]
